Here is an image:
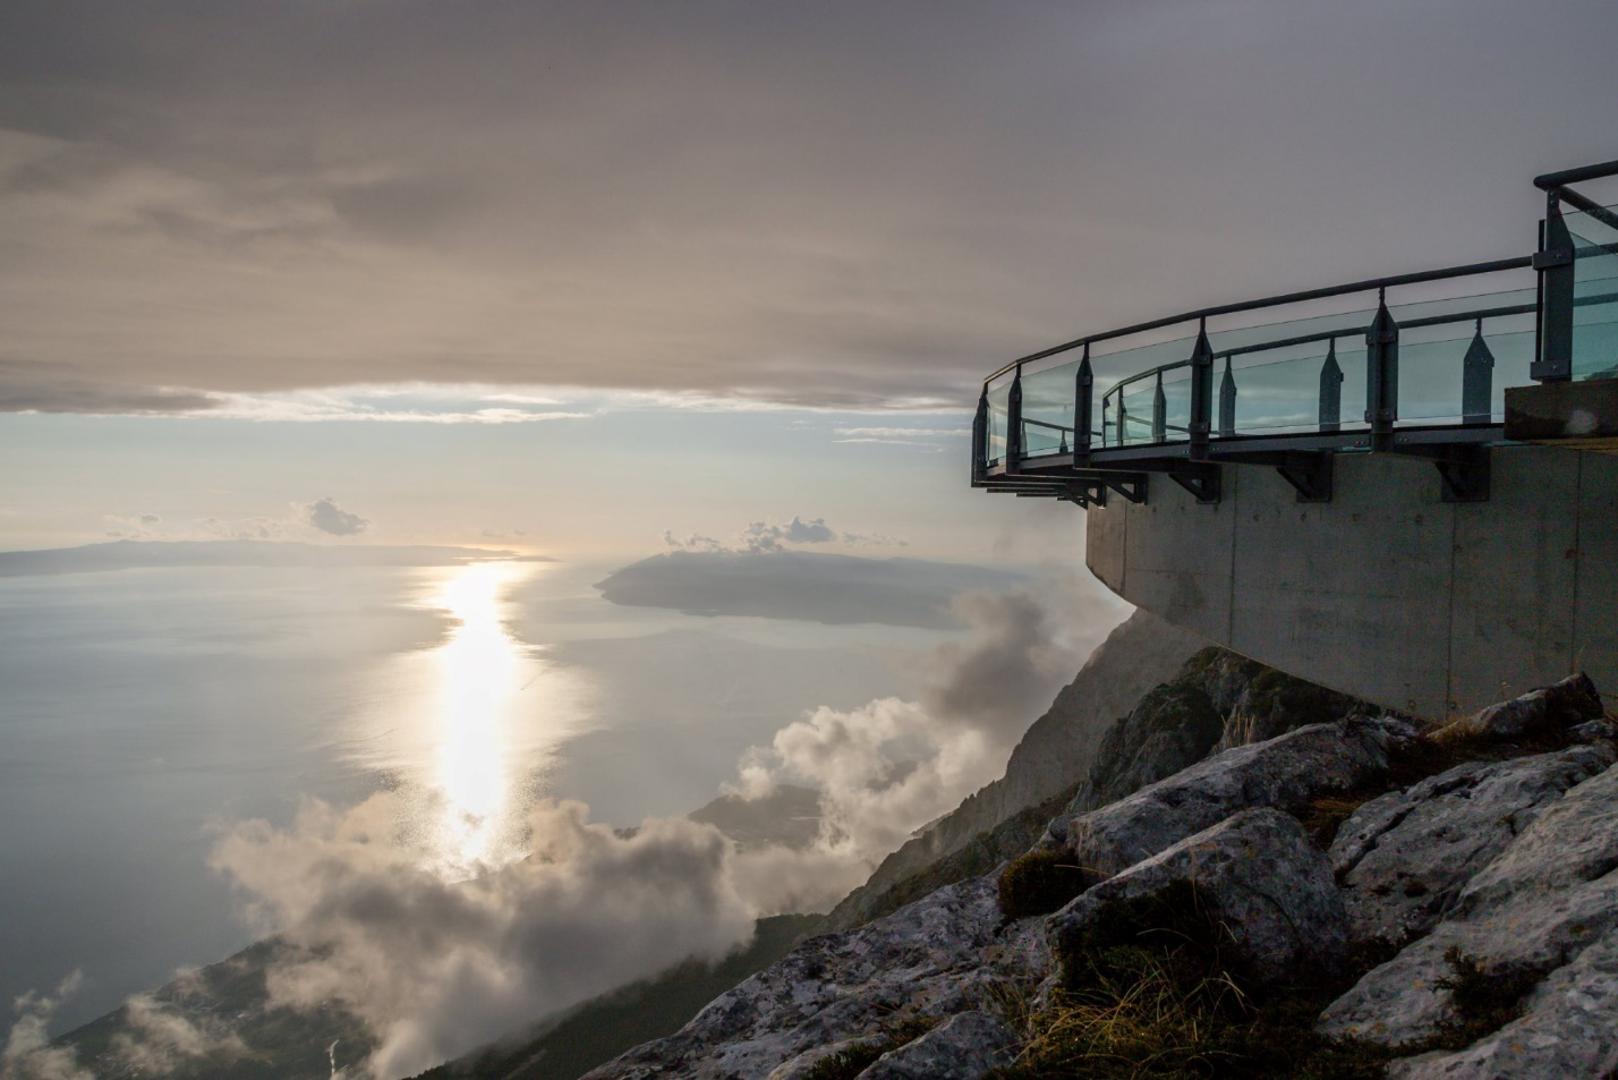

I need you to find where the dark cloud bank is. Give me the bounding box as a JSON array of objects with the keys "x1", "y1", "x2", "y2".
[{"x1": 4, "y1": 1, "x2": 1617, "y2": 412}]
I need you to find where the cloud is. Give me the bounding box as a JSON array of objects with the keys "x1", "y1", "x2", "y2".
[
  {"x1": 304, "y1": 497, "x2": 368, "y2": 537},
  {"x1": 730, "y1": 586, "x2": 1098, "y2": 868},
  {"x1": 3, "y1": 972, "x2": 90, "y2": 1080},
  {"x1": 661, "y1": 517, "x2": 905, "y2": 555},
  {"x1": 741, "y1": 516, "x2": 836, "y2": 553},
  {"x1": 6, "y1": 3, "x2": 1603, "y2": 414},
  {"x1": 207, "y1": 793, "x2": 759, "y2": 1079},
  {"x1": 2, "y1": 973, "x2": 244, "y2": 1080}
]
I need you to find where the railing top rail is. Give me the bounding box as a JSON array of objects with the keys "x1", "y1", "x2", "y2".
[
  {"x1": 1534, "y1": 159, "x2": 1618, "y2": 191},
  {"x1": 1095, "y1": 291, "x2": 1547, "y2": 402},
  {"x1": 985, "y1": 254, "x2": 1532, "y2": 384}
]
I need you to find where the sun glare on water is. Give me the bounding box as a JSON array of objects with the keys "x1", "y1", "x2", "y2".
[{"x1": 352, "y1": 559, "x2": 588, "y2": 874}]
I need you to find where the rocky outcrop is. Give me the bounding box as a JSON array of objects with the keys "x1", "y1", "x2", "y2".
[
  {"x1": 1047, "y1": 714, "x2": 1413, "y2": 875},
  {"x1": 582, "y1": 876, "x2": 1044, "y2": 1080},
  {"x1": 829, "y1": 637, "x2": 1367, "y2": 931},
  {"x1": 826, "y1": 610, "x2": 1205, "y2": 929},
  {"x1": 1387, "y1": 930, "x2": 1618, "y2": 1078},
  {"x1": 854, "y1": 1011, "x2": 1015, "y2": 1079},
  {"x1": 1319, "y1": 760, "x2": 1618, "y2": 1053},
  {"x1": 1063, "y1": 648, "x2": 1371, "y2": 818},
  {"x1": 589, "y1": 673, "x2": 1615, "y2": 1080},
  {"x1": 1330, "y1": 743, "x2": 1616, "y2": 948},
  {"x1": 1050, "y1": 807, "x2": 1348, "y2": 986}
]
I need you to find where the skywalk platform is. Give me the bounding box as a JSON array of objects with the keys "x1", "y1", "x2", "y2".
[{"x1": 972, "y1": 160, "x2": 1618, "y2": 717}]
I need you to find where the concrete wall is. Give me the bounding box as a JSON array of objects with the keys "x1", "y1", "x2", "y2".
[{"x1": 1085, "y1": 446, "x2": 1616, "y2": 718}]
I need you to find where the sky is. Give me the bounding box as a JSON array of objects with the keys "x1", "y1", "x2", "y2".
[{"x1": 4, "y1": 0, "x2": 1618, "y2": 559}]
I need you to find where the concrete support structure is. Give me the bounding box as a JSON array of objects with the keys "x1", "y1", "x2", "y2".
[{"x1": 1085, "y1": 446, "x2": 1618, "y2": 718}]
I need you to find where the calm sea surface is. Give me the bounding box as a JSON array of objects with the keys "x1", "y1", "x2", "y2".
[{"x1": 0, "y1": 560, "x2": 936, "y2": 1029}]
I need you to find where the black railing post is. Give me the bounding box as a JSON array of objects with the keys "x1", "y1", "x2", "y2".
[
  {"x1": 1461, "y1": 318, "x2": 1496, "y2": 424},
  {"x1": 971, "y1": 387, "x2": 988, "y2": 483},
  {"x1": 1152, "y1": 370, "x2": 1166, "y2": 442},
  {"x1": 1114, "y1": 391, "x2": 1126, "y2": 446},
  {"x1": 1189, "y1": 321, "x2": 1213, "y2": 458},
  {"x1": 1533, "y1": 191, "x2": 1575, "y2": 382},
  {"x1": 1005, "y1": 364, "x2": 1024, "y2": 472},
  {"x1": 1075, "y1": 345, "x2": 1093, "y2": 455},
  {"x1": 1319, "y1": 338, "x2": 1343, "y2": 433},
  {"x1": 1366, "y1": 289, "x2": 1399, "y2": 450},
  {"x1": 1218, "y1": 355, "x2": 1237, "y2": 437}
]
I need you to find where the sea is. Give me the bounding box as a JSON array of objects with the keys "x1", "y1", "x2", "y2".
[{"x1": 0, "y1": 559, "x2": 942, "y2": 1030}]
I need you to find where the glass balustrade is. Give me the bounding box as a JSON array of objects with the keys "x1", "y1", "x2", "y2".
[
  {"x1": 979, "y1": 167, "x2": 1618, "y2": 477},
  {"x1": 1116, "y1": 376, "x2": 1161, "y2": 446},
  {"x1": 1019, "y1": 358, "x2": 1079, "y2": 457},
  {"x1": 1568, "y1": 205, "x2": 1618, "y2": 381},
  {"x1": 985, "y1": 374, "x2": 1010, "y2": 467}
]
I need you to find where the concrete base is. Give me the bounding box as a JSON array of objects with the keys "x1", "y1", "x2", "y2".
[{"x1": 1085, "y1": 445, "x2": 1617, "y2": 719}]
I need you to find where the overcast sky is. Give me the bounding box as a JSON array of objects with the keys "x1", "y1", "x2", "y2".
[{"x1": 3, "y1": 0, "x2": 1617, "y2": 555}]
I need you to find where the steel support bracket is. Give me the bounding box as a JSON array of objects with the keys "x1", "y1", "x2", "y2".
[
  {"x1": 1104, "y1": 475, "x2": 1149, "y2": 504},
  {"x1": 1275, "y1": 451, "x2": 1333, "y2": 503},
  {"x1": 1433, "y1": 447, "x2": 1491, "y2": 503},
  {"x1": 1532, "y1": 247, "x2": 1573, "y2": 270},
  {"x1": 1167, "y1": 462, "x2": 1222, "y2": 504},
  {"x1": 1070, "y1": 478, "x2": 1108, "y2": 507},
  {"x1": 1394, "y1": 445, "x2": 1491, "y2": 502}
]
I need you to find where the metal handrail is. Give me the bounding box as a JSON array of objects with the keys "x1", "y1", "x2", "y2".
[
  {"x1": 1092, "y1": 291, "x2": 1529, "y2": 437},
  {"x1": 983, "y1": 254, "x2": 1532, "y2": 384},
  {"x1": 976, "y1": 160, "x2": 1618, "y2": 487}
]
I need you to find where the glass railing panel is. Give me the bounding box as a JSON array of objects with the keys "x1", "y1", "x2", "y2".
[
  {"x1": 1160, "y1": 364, "x2": 1193, "y2": 442},
  {"x1": 1091, "y1": 333, "x2": 1198, "y2": 397},
  {"x1": 1222, "y1": 352, "x2": 1326, "y2": 435},
  {"x1": 985, "y1": 374, "x2": 1010, "y2": 467},
  {"x1": 1395, "y1": 306, "x2": 1536, "y2": 425},
  {"x1": 1568, "y1": 205, "x2": 1618, "y2": 380},
  {"x1": 1019, "y1": 358, "x2": 1079, "y2": 458},
  {"x1": 1116, "y1": 377, "x2": 1161, "y2": 446}
]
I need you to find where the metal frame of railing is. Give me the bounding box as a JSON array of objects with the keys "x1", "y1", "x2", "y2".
[{"x1": 972, "y1": 159, "x2": 1618, "y2": 507}]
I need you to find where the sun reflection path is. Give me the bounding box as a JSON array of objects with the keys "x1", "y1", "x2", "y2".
[
  {"x1": 345, "y1": 559, "x2": 589, "y2": 876},
  {"x1": 429, "y1": 562, "x2": 532, "y2": 867}
]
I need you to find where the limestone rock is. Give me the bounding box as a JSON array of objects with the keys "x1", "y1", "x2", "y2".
[
  {"x1": 1430, "y1": 672, "x2": 1603, "y2": 745},
  {"x1": 1331, "y1": 744, "x2": 1617, "y2": 947},
  {"x1": 854, "y1": 1011, "x2": 1015, "y2": 1079},
  {"x1": 582, "y1": 877, "x2": 1048, "y2": 1079},
  {"x1": 1049, "y1": 807, "x2": 1347, "y2": 986},
  {"x1": 1319, "y1": 760, "x2": 1618, "y2": 1048},
  {"x1": 1387, "y1": 927, "x2": 1618, "y2": 1079},
  {"x1": 1047, "y1": 714, "x2": 1415, "y2": 876}
]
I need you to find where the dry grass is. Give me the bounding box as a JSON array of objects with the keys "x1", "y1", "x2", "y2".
[{"x1": 998, "y1": 849, "x2": 1100, "y2": 921}]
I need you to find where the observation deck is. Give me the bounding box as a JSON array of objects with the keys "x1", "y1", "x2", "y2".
[{"x1": 972, "y1": 161, "x2": 1618, "y2": 717}]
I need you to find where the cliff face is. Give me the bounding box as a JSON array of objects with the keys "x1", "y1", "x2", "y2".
[
  {"x1": 587, "y1": 674, "x2": 1618, "y2": 1080},
  {"x1": 825, "y1": 610, "x2": 1205, "y2": 929}
]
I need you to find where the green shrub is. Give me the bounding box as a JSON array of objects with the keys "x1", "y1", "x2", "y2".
[{"x1": 998, "y1": 849, "x2": 1097, "y2": 921}]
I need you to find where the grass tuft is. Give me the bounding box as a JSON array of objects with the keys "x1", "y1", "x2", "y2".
[{"x1": 998, "y1": 849, "x2": 1099, "y2": 921}]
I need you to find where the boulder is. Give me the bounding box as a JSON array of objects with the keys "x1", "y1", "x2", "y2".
[
  {"x1": 854, "y1": 1011, "x2": 1015, "y2": 1079},
  {"x1": 1046, "y1": 714, "x2": 1414, "y2": 876},
  {"x1": 1429, "y1": 672, "x2": 1603, "y2": 745},
  {"x1": 582, "y1": 876, "x2": 1048, "y2": 1079},
  {"x1": 1319, "y1": 761, "x2": 1618, "y2": 1048},
  {"x1": 1049, "y1": 808, "x2": 1348, "y2": 987},
  {"x1": 1330, "y1": 744, "x2": 1616, "y2": 947},
  {"x1": 1387, "y1": 927, "x2": 1618, "y2": 1079}
]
